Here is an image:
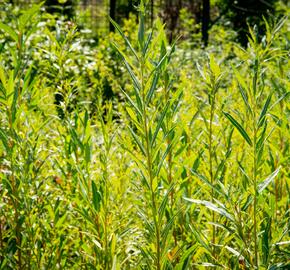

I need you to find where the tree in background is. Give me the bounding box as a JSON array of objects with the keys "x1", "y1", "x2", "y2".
[
  {"x1": 109, "y1": 0, "x2": 116, "y2": 31},
  {"x1": 202, "y1": 0, "x2": 210, "y2": 46},
  {"x1": 7, "y1": 0, "x2": 282, "y2": 46},
  {"x1": 220, "y1": 0, "x2": 278, "y2": 46},
  {"x1": 45, "y1": 0, "x2": 75, "y2": 18}
]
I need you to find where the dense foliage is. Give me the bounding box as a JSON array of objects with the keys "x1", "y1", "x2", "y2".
[{"x1": 0, "y1": 1, "x2": 289, "y2": 269}]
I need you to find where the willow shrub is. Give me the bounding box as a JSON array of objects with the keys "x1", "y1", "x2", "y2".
[{"x1": 0, "y1": 2, "x2": 289, "y2": 270}]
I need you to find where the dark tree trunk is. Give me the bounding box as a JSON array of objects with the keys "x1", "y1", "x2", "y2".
[
  {"x1": 127, "y1": 0, "x2": 133, "y2": 18},
  {"x1": 202, "y1": 0, "x2": 210, "y2": 47},
  {"x1": 109, "y1": 0, "x2": 116, "y2": 32}
]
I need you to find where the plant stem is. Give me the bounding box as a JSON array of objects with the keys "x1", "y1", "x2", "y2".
[
  {"x1": 141, "y1": 60, "x2": 161, "y2": 270},
  {"x1": 253, "y1": 130, "x2": 258, "y2": 269},
  {"x1": 165, "y1": 83, "x2": 176, "y2": 246},
  {"x1": 0, "y1": 216, "x2": 3, "y2": 263},
  {"x1": 252, "y1": 58, "x2": 259, "y2": 269},
  {"x1": 209, "y1": 92, "x2": 216, "y2": 259},
  {"x1": 104, "y1": 150, "x2": 109, "y2": 269}
]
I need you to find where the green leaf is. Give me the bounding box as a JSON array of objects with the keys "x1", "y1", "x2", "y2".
[
  {"x1": 223, "y1": 112, "x2": 252, "y2": 146},
  {"x1": 146, "y1": 71, "x2": 159, "y2": 105},
  {"x1": 189, "y1": 224, "x2": 211, "y2": 253},
  {"x1": 184, "y1": 198, "x2": 234, "y2": 221},
  {"x1": 225, "y1": 246, "x2": 243, "y2": 258},
  {"x1": 209, "y1": 54, "x2": 221, "y2": 78},
  {"x1": 156, "y1": 139, "x2": 173, "y2": 176},
  {"x1": 176, "y1": 244, "x2": 198, "y2": 270},
  {"x1": 158, "y1": 185, "x2": 174, "y2": 220},
  {"x1": 122, "y1": 59, "x2": 141, "y2": 91},
  {"x1": 55, "y1": 213, "x2": 67, "y2": 228},
  {"x1": 84, "y1": 143, "x2": 91, "y2": 163},
  {"x1": 109, "y1": 17, "x2": 139, "y2": 60},
  {"x1": 233, "y1": 66, "x2": 248, "y2": 94},
  {"x1": 155, "y1": 52, "x2": 168, "y2": 70},
  {"x1": 138, "y1": 12, "x2": 145, "y2": 50},
  {"x1": 0, "y1": 22, "x2": 18, "y2": 42},
  {"x1": 18, "y1": 3, "x2": 42, "y2": 31},
  {"x1": 269, "y1": 92, "x2": 289, "y2": 111},
  {"x1": 128, "y1": 126, "x2": 146, "y2": 156},
  {"x1": 257, "y1": 93, "x2": 272, "y2": 128},
  {"x1": 92, "y1": 180, "x2": 102, "y2": 212},
  {"x1": 261, "y1": 217, "x2": 271, "y2": 264},
  {"x1": 237, "y1": 84, "x2": 252, "y2": 114},
  {"x1": 0, "y1": 128, "x2": 9, "y2": 151},
  {"x1": 11, "y1": 81, "x2": 18, "y2": 125},
  {"x1": 151, "y1": 101, "x2": 170, "y2": 147},
  {"x1": 120, "y1": 87, "x2": 142, "y2": 117},
  {"x1": 191, "y1": 170, "x2": 225, "y2": 198},
  {"x1": 0, "y1": 64, "x2": 7, "y2": 88},
  {"x1": 143, "y1": 29, "x2": 153, "y2": 56},
  {"x1": 79, "y1": 180, "x2": 89, "y2": 202},
  {"x1": 161, "y1": 213, "x2": 175, "y2": 244},
  {"x1": 258, "y1": 166, "x2": 281, "y2": 193}
]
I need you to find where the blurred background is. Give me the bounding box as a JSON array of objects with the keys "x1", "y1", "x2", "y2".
[{"x1": 2, "y1": 0, "x2": 289, "y2": 46}]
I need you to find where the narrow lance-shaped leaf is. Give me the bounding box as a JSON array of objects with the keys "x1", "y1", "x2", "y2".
[
  {"x1": 161, "y1": 212, "x2": 175, "y2": 246},
  {"x1": 11, "y1": 83, "x2": 18, "y2": 125},
  {"x1": 257, "y1": 93, "x2": 272, "y2": 128},
  {"x1": 209, "y1": 54, "x2": 221, "y2": 78},
  {"x1": 189, "y1": 225, "x2": 212, "y2": 253},
  {"x1": 191, "y1": 170, "x2": 225, "y2": 198},
  {"x1": 258, "y1": 166, "x2": 281, "y2": 193},
  {"x1": 151, "y1": 101, "x2": 170, "y2": 147},
  {"x1": 0, "y1": 128, "x2": 9, "y2": 151},
  {"x1": 138, "y1": 10, "x2": 145, "y2": 50},
  {"x1": 155, "y1": 51, "x2": 168, "y2": 70},
  {"x1": 225, "y1": 246, "x2": 243, "y2": 258},
  {"x1": 128, "y1": 126, "x2": 146, "y2": 156},
  {"x1": 143, "y1": 29, "x2": 153, "y2": 56},
  {"x1": 184, "y1": 198, "x2": 234, "y2": 221},
  {"x1": 123, "y1": 60, "x2": 141, "y2": 91},
  {"x1": 0, "y1": 22, "x2": 18, "y2": 42},
  {"x1": 175, "y1": 244, "x2": 198, "y2": 270},
  {"x1": 233, "y1": 66, "x2": 248, "y2": 94},
  {"x1": 120, "y1": 87, "x2": 142, "y2": 117},
  {"x1": 269, "y1": 92, "x2": 289, "y2": 111},
  {"x1": 146, "y1": 71, "x2": 159, "y2": 105},
  {"x1": 0, "y1": 64, "x2": 7, "y2": 88},
  {"x1": 238, "y1": 84, "x2": 252, "y2": 114},
  {"x1": 158, "y1": 185, "x2": 174, "y2": 219},
  {"x1": 92, "y1": 180, "x2": 102, "y2": 212},
  {"x1": 223, "y1": 111, "x2": 252, "y2": 146},
  {"x1": 156, "y1": 137, "x2": 174, "y2": 176},
  {"x1": 109, "y1": 17, "x2": 139, "y2": 60}
]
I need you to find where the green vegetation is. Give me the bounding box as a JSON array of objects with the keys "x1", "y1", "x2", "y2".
[{"x1": 0, "y1": 1, "x2": 289, "y2": 269}]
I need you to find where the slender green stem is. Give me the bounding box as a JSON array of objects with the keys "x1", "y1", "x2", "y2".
[
  {"x1": 104, "y1": 159, "x2": 109, "y2": 269},
  {"x1": 165, "y1": 83, "x2": 176, "y2": 246},
  {"x1": 141, "y1": 60, "x2": 161, "y2": 270},
  {"x1": 102, "y1": 123, "x2": 110, "y2": 269},
  {"x1": 209, "y1": 93, "x2": 216, "y2": 259},
  {"x1": 0, "y1": 217, "x2": 2, "y2": 261},
  {"x1": 253, "y1": 128, "x2": 258, "y2": 269},
  {"x1": 252, "y1": 58, "x2": 259, "y2": 269},
  {"x1": 145, "y1": 106, "x2": 161, "y2": 270}
]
